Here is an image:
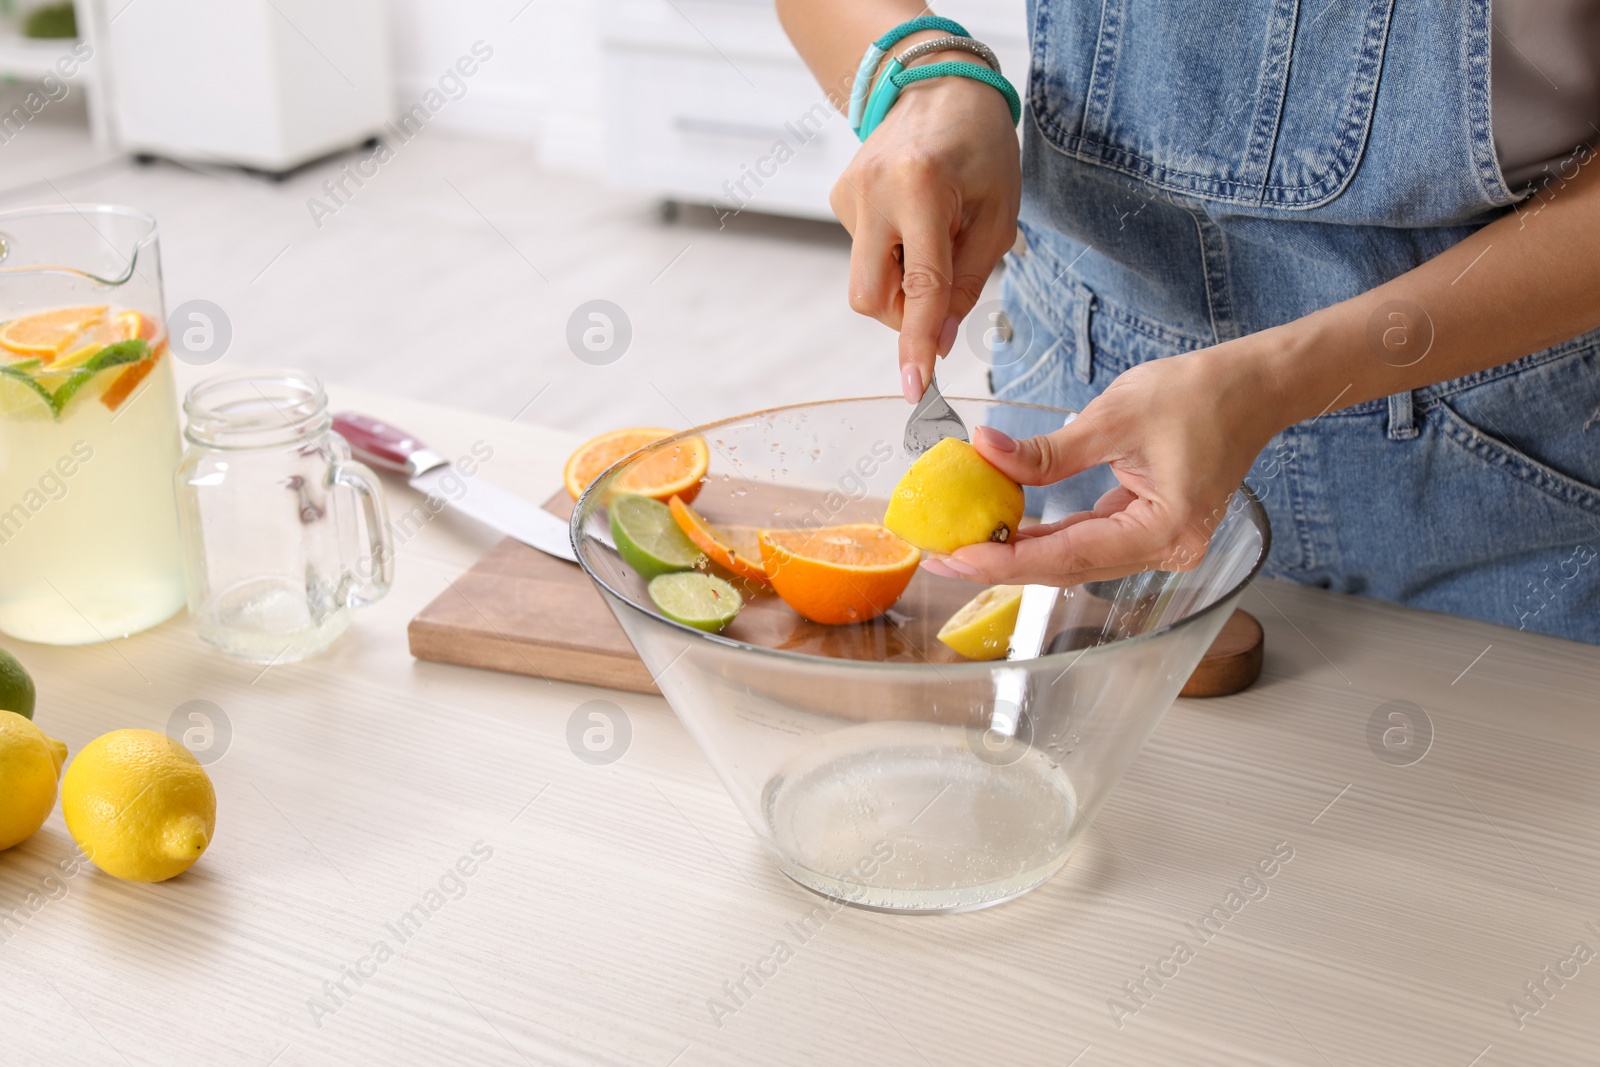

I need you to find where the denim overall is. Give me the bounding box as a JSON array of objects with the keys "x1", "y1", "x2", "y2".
[{"x1": 989, "y1": 0, "x2": 1600, "y2": 643}]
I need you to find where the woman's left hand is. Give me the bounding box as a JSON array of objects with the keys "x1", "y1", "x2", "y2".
[{"x1": 932, "y1": 339, "x2": 1286, "y2": 587}]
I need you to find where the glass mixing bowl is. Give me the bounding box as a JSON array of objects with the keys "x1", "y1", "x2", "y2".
[{"x1": 573, "y1": 397, "x2": 1269, "y2": 913}]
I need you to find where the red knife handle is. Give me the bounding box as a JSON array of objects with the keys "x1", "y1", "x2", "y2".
[{"x1": 332, "y1": 412, "x2": 433, "y2": 474}]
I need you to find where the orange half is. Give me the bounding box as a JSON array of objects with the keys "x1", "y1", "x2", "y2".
[
  {"x1": 668, "y1": 496, "x2": 770, "y2": 583},
  {"x1": 564, "y1": 427, "x2": 708, "y2": 504},
  {"x1": 0, "y1": 305, "x2": 109, "y2": 359},
  {"x1": 759, "y1": 524, "x2": 921, "y2": 625}
]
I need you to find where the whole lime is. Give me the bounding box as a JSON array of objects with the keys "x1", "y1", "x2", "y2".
[{"x1": 0, "y1": 647, "x2": 36, "y2": 720}]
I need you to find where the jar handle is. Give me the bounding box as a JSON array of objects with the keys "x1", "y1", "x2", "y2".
[{"x1": 333, "y1": 458, "x2": 394, "y2": 607}]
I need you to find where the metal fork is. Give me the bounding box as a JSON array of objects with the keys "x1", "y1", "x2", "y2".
[{"x1": 903, "y1": 371, "x2": 967, "y2": 457}]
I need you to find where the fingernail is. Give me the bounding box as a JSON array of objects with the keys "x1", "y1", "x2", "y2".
[
  {"x1": 942, "y1": 557, "x2": 979, "y2": 575},
  {"x1": 920, "y1": 558, "x2": 960, "y2": 578},
  {"x1": 901, "y1": 363, "x2": 924, "y2": 404},
  {"x1": 937, "y1": 315, "x2": 958, "y2": 357},
  {"x1": 976, "y1": 425, "x2": 1017, "y2": 452}
]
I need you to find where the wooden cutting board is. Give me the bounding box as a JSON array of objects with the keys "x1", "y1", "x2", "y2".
[
  {"x1": 408, "y1": 492, "x2": 661, "y2": 692},
  {"x1": 408, "y1": 492, "x2": 1263, "y2": 696}
]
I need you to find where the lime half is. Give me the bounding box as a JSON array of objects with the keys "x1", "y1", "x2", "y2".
[
  {"x1": 648, "y1": 572, "x2": 743, "y2": 632},
  {"x1": 610, "y1": 494, "x2": 706, "y2": 578}
]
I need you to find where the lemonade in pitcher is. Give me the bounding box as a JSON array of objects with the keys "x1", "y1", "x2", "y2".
[{"x1": 0, "y1": 206, "x2": 186, "y2": 644}]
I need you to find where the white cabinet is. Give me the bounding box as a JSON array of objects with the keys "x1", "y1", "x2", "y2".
[
  {"x1": 600, "y1": 0, "x2": 1028, "y2": 220},
  {"x1": 100, "y1": 0, "x2": 393, "y2": 174}
]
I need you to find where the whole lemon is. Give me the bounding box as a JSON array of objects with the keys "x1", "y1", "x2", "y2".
[
  {"x1": 0, "y1": 710, "x2": 67, "y2": 849},
  {"x1": 884, "y1": 438, "x2": 1025, "y2": 554},
  {"x1": 61, "y1": 729, "x2": 215, "y2": 882}
]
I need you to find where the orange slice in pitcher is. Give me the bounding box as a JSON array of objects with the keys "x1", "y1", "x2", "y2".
[
  {"x1": 110, "y1": 309, "x2": 159, "y2": 344},
  {"x1": 99, "y1": 310, "x2": 163, "y2": 412},
  {"x1": 99, "y1": 358, "x2": 158, "y2": 412},
  {"x1": 563, "y1": 427, "x2": 707, "y2": 504},
  {"x1": 0, "y1": 305, "x2": 109, "y2": 360},
  {"x1": 668, "y1": 495, "x2": 770, "y2": 583},
  {"x1": 759, "y1": 524, "x2": 920, "y2": 625}
]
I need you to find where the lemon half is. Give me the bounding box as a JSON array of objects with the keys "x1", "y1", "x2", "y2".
[
  {"x1": 884, "y1": 438, "x2": 1024, "y2": 554},
  {"x1": 937, "y1": 585, "x2": 1026, "y2": 660}
]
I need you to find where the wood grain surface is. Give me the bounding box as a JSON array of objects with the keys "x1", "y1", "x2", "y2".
[{"x1": 4, "y1": 377, "x2": 1598, "y2": 1066}]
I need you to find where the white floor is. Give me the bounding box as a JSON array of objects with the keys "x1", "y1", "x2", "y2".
[{"x1": 0, "y1": 85, "x2": 998, "y2": 437}]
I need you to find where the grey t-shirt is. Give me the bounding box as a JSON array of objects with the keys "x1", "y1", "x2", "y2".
[{"x1": 1492, "y1": 0, "x2": 1600, "y2": 189}]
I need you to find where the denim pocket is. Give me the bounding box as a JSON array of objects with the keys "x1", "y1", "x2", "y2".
[
  {"x1": 1427, "y1": 341, "x2": 1600, "y2": 512},
  {"x1": 990, "y1": 262, "x2": 1095, "y2": 411},
  {"x1": 1418, "y1": 401, "x2": 1600, "y2": 638},
  {"x1": 1434, "y1": 403, "x2": 1600, "y2": 521},
  {"x1": 987, "y1": 268, "x2": 1117, "y2": 515},
  {"x1": 1030, "y1": 0, "x2": 1394, "y2": 207}
]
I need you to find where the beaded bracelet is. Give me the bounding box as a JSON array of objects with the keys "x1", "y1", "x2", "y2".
[
  {"x1": 857, "y1": 60, "x2": 1021, "y2": 141},
  {"x1": 846, "y1": 15, "x2": 970, "y2": 131},
  {"x1": 894, "y1": 35, "x2": 1000, "y2": 74}
]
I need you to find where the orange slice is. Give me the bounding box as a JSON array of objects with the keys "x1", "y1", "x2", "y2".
[
  {"x1": 668, "y1": 495, "x2": 770, "y2": 583},
  {"x1": 0, "y1": 305, "x2": 109, "y2": 359},
  {"x1": 759, "y1": 524, "x2": 921, "y2": 625},
  {"x1": 100, "y1": 357, "x2": 158, "y2": 412},
  {"x1": 110, "y1": 309, "x2": 159, "y2": 343},
  {"x1": 100, "y1": 310, "x2": 164, "y2": 412},
  {"x1": 564, "y1": 427, "x2": 707, "y2": 504}
]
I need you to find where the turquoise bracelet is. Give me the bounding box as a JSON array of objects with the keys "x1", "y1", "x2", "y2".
[
  {"x1": 857, "y1": 60, "x2": 1022, "y2": 142},
  {"x1": 847, "y1": 15, "x2": 969, "y2": 132}
]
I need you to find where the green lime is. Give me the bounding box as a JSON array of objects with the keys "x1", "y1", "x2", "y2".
[
  {"x1": 648, "y1": 572, "x2": 743, "y2": 632},
  {"x1": 609, "y1": 494, "x2": 705, "y2": 579},
  {"x1": 0, "y1": 646, "x2": 36, "y2": 720}
]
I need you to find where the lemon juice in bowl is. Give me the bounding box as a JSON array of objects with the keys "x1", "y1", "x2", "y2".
[{"x1": 0, "y1": 206, "x2": 187, "y2": 644}]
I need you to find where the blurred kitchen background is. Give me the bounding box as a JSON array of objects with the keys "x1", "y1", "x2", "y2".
[{"x1": 0, "y1": 0, "x2": 1025, "y2": 434}]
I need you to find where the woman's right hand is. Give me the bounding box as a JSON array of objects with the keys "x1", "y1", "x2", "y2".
[{"x1": 829, "y1": 72, "x2": 1022, "y2": 402}]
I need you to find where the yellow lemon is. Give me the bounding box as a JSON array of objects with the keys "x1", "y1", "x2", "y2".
[
  {"x1": 884, "y1": 438, "x2": 1025, "y2": 554},
  {"x1": 61, "y1": 729, "x2": 215, "y2": 882},
  {"x1": 0, "y1": 710, "x2": 67, "y2": 849},
  {"x1": 937, "y1": 585, "x2": 1026, "y2": 660}
]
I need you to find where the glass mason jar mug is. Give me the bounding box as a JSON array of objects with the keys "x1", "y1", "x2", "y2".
[
  {"x1": 0, "y1": 204, "x2": 187, "y2": 644},
  {"x1": 175, "y1": 370, "x2": 394, "y2": 662}
]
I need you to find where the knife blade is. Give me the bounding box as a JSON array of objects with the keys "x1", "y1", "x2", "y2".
[
  {"x1": 332, "y1": 412, "x2": 577, "y2": 563},
  {"x1": 992, "y1": 413, "x2": 1078, "y2": 737}
]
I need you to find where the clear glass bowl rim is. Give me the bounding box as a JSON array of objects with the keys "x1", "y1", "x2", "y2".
[{"x1": 571, "y1": 394, "x2": 1273, "y2": 677}]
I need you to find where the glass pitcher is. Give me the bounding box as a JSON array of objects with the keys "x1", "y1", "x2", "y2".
[
  {"x1": 175, "y1": 370, "x2": 394, "y2": 663},
  {"x1": 0, "y1": 205, "x2": 187, "y2": 644}
]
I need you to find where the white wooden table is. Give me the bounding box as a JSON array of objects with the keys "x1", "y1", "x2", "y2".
[{"x1": 4, "y1": 383, "x2": 1598, "y2": 1066}]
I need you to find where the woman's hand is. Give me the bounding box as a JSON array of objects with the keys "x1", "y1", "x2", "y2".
[
  {"x1": 931, "y1": 340, "x2": 1286, "y2": 586},
  {"x1": 830, "y1": 72, "x2": 1021, "y2": 402}
]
